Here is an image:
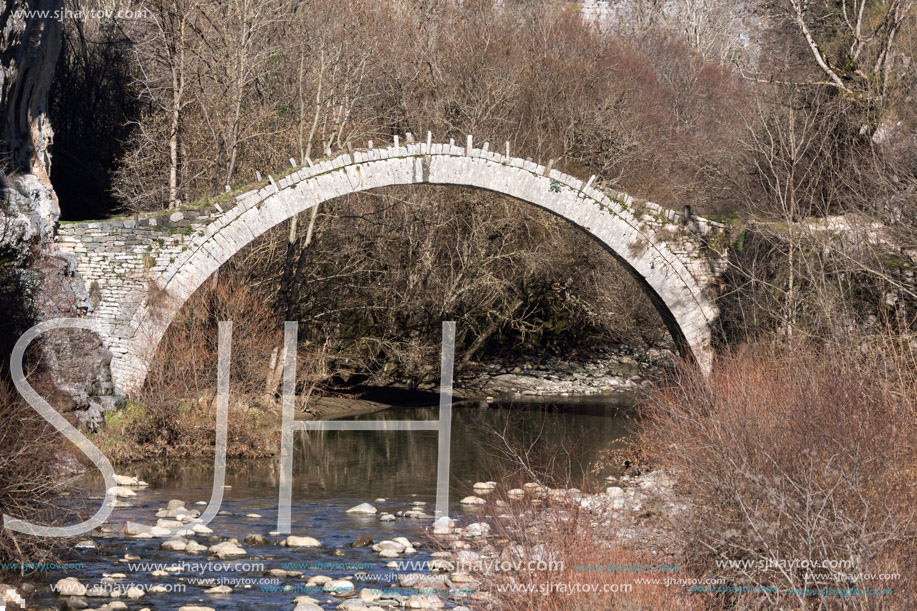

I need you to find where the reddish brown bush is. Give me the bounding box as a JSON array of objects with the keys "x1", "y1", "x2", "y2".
[{"x1": 643, "y1": 338, "x2": 917, "y2": 610}]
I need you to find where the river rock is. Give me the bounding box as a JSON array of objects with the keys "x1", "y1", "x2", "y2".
[
  {"x1": 282, "y1": 535, "x2": 321, "y2": 548},
  {"x1": 406, "y1": 594, "x2": 445, "y2": 608},
  {"x1": 161, "y1": 538, "x2": 187, "y2": 551},
  {"x1": 125, "y1": 586, "x2": 145, "y2": 599},
  {"x1": 186, "y1": 541, "x2": 208, "y2": 553},
  {"x1": 208, "y1": 541, "x2": 247, "y2": 557},
  {"x1": 459, "y1": 496, "x2": 486, "y2": 505},
  {"x1": 346, "y1": 503, "x2": 377, "y2": 515},
  {"x1": 323, "y1": 579, "x2": 355, "y2": 597},
  {"x1": 191, "y1": 523, "x2": 213, "y2": 534},
  {"x1": 85, "y1": 584, "x2": 109, "y2": 597},
  {"x1": 294, "y1": 595, "x2": 322, "y2": 605},
  {"x1": 244, "y1": 533, "x2": 268, "y2": 545},
  {"x1": 472, "y1": 481, "x2": 497, "y2": 492},
  {"x1": 373, "y1": 540, "x2": 405, "y2": 553},
  {"x1": 350, "y1": 537, "x2": 373, "y2": 547},
  {"x1": 205, "y1": 585, "x2": 232, "y2": 594},
  {"x1": 379, "y1": 513, "x2": 396, "y2": 521},
  {"x1": 114, "y1": 474, "x2": 149, "y2": 487},
  {"x1": 55, "y1": 578, "x2": 87, "y2": 596},
  {"x1": 431, "y1": 516, "x2": 454, "y2": 534},
  {"x1": 60, "y1": 596, "x2": 89, "y2": 609},
  {"x1": 107, "y1": 486, "x2": 136, "y2": 498},
  {"x1": 464, "y1": 522, "x2": 490, "y2": 537},
  {"x1": 293, "y1": 603, "x2": 323, "y2": 611},
  {"x1": 167, "y1": 499, "x2": 186, "y2": 509},
  {"x1": 178, "y1": 607, "x2": 215, "y2": 611},
  {"x1": 507, "y1": 489, "x2": 524, "y2": 499}
]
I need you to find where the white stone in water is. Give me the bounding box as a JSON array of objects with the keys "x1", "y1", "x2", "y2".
[
  {"x1": 346, "y1": 503, "x2": 377, "y2": 515},
  {"x1": 374, "y1": 498, "x2": 386, "y2": 503},
  {"x1": 293, "y1": 603, "x2": 323, "y2": 611},
  {"x1": 205, "y1": 585, "x2": 233, "y2": 594},
  {"x1": 107, "y1": 486, "x2": 136, "y2": 498},
  {"x1": 294, "y1": 595, "x2": 322, "y2": 605},
  {"x1": 245, "y1": 513, "x2": 262, "y2": 519},
  {"x1": 191, "y1": 523, "x2": 213, "y2": 534},
  {"x1": 472, "y1": 481, "x2": 497, "y2": 492},
  {"x1": 54, "y1": 578, "x2": 86, "y2": 596},
  {"x1": 431, "y1": 516, "x2": 454, "y2": 534},
  {"x1": 74, "y1": 539, "x2": 95, "y2": 548},
  {"x1": 186, "y1": 541, "x2": 208, "y2": 553},
  {"x1": 305, "y1": 575, "x2": 332, "y2": 587},
  {"x1": 208, "y1": 541, "x2": 247, "y2": 558},
  {"x1": 507, "y1": 489, "x2": 524, "y2": 498},
  {"x1": 282, "y1": 535, "x2": 321, "y2": 548},
  {"x1": 160, "y1": 538, "x2": 187, "y2": 551},
  {"x1": 178, "y1": 607, "x2": 216, "y2": 611},
  {"x1": 149, "y1": 526, "x2": 171, "y2": 537},
  {"x1": 373, "y1": 540, "x2": 405, "y2": 553},
  {"x1": 464, "y1": 522, "x2": 491, "y2": 537},
  {"x1": 85, "y1": 585, "x2": 108, "y2": 597},
  {"x1": 379, "y1": 514, "x2": 396, "y2": 521},
  {"x1": 125, "y1": 586, "x2": 145, "y2": 599},
  {"x1": 167, "y1": 499, "x2": 186, "y2": 509},
  {"x1": 114, "y1": 474, "x2": 149, "y2": 487},
  {"x1": 379, "y1": 549, "x2": 399, "y2": 558},
  {"x1": 151, "y1": 570, "x2": 169, "y2": 577},
  {"x1": 406, "y1": 594, "x2": 445, "y2": 608},
  {"x1": 459, "y1": 496, "x2": 486, "y2": 505},
  {"x1": 323, "y1": 579, "x2": 355, "y2": 597}
]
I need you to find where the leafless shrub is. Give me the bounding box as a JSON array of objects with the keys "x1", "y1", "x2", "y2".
[{"x1": 643, "y1": 337, "x2": 917, "y2": 610}]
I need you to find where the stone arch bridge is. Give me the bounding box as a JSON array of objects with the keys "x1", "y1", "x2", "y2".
[{"x1": 56, "y1": 136, "x2": 728, "y2": 394}]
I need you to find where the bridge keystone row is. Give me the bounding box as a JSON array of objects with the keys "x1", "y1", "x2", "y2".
[{"x1": 56, "y1": 136, "x2": 727, "y2": 394}]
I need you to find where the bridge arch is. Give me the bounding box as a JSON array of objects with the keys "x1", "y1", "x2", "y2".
[{"x1": 57, "y1": 138, "x2": 725, "y2": 394}]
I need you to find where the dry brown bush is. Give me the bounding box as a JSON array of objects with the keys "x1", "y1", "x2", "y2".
[
  {"x1": 102, "y1": 275, "x2": 285, "y2": 460},
  {"x1": 0, "y1": 380, "x2": 73, "y2": 577},
  {"x1": 643, "y1": 337, "x2": 917, "y2": 610}
]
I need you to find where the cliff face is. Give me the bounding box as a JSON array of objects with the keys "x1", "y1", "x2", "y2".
[{"x1": 1, "y1": 1, "x2": 123, "y2": 430}]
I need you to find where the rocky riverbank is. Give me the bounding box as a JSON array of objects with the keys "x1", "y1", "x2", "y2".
[{"x1": 455, "y1": 346, "x2": 675, "y2": 400}]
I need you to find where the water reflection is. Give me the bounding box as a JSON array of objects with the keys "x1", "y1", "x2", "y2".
[{"x1": 117, "y1": 395, "x2": 637, "y2": 507}]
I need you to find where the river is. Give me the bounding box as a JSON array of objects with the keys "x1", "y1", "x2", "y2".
[{"x1": 34, "y1": 394, "x2": 638, "y2": 610}]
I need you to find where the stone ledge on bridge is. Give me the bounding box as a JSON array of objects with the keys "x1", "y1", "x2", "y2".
[{"x1": 56, "y1": 136, "x2": 727, "y2": 394}]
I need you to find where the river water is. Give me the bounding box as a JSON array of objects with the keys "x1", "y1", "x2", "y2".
[{"x1": 36, "y1": 394, "x2": 637, "y2": 610}]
